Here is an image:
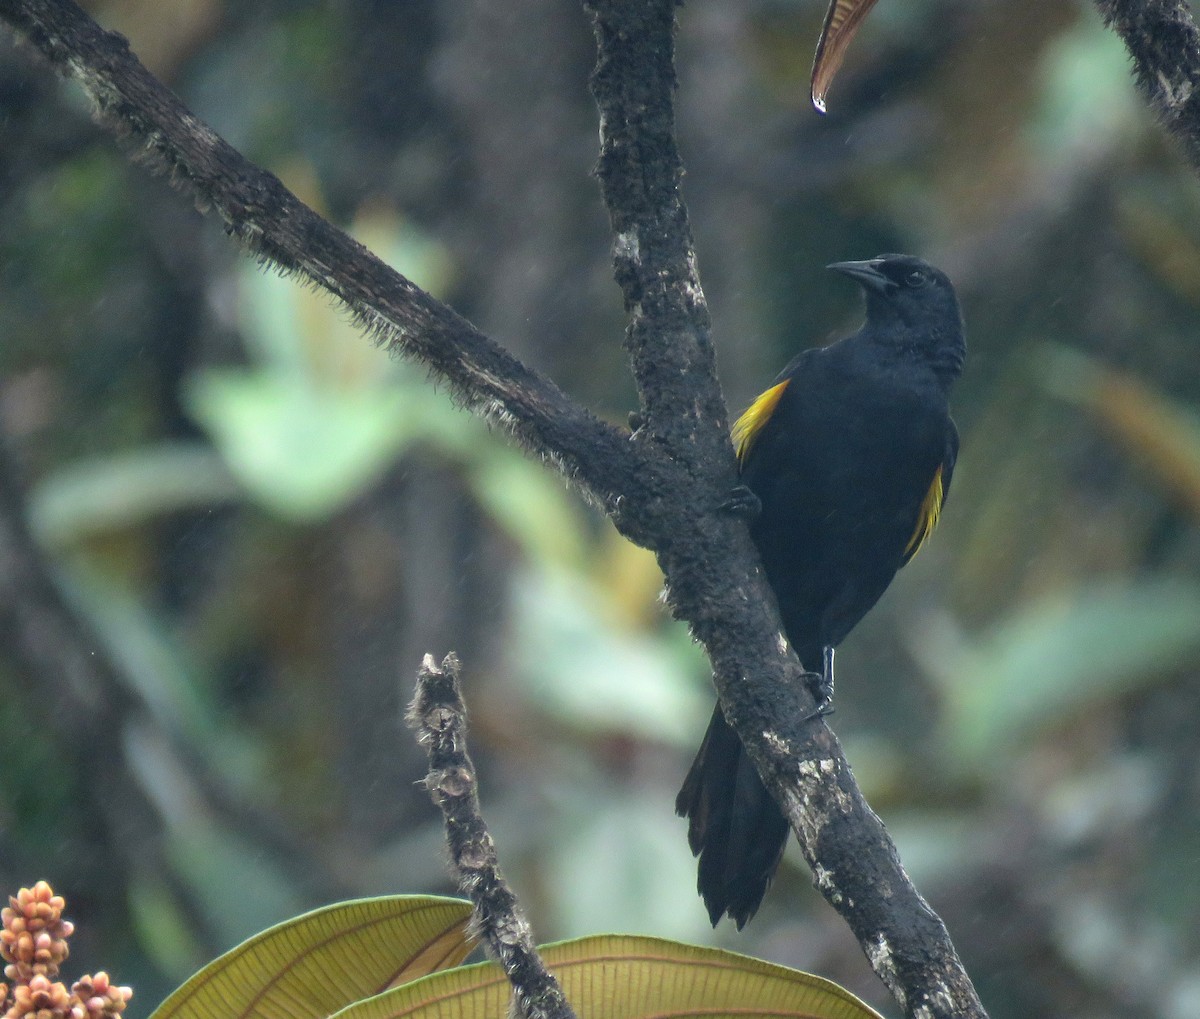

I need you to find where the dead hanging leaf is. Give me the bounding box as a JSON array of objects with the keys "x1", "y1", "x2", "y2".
[{"x1": 811, "y1": 0, "x2": 882, "y2": 113}]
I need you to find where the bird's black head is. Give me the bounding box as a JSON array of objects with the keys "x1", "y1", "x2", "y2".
[{"x1": 828, "y1": 254, "x2": 965, "y2": 382}]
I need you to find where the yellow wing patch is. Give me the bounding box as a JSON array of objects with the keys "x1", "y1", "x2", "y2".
[
  {"x1": 904, "y1": 464, "x2": 945, "y2": 559},
  {"x1": 732, "y1": 380, "x2": 790, "y2": 464}
]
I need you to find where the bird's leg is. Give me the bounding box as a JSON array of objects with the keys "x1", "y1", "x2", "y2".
[
  {"x1": 803, "y1": 646, "x2": 836, "y2": 721},
  {"x1": 720, "y1": 484, "x2": 761, "y2": 521}
]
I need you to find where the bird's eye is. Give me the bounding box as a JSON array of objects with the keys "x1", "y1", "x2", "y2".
[{"x1": 904, "y1": 270, "x2": 927, "y2": 288}]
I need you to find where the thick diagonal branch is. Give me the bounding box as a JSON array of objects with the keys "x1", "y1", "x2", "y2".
[{"x1": 1095, "y1": 0, "x2": 1200, "y2": 171}]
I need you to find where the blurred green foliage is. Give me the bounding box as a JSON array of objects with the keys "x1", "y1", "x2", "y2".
[{"x1": 3, "y1": 2, "x2": 1200, "y2": 1018}]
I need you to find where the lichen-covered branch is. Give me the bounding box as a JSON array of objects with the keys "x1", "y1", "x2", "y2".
[
  {"x1": 1095, "y1": 0, "x2": 1200, "y2": 171},
  {"x1": 407, "y1": 654, "x2": 576, "y2": 1019}
]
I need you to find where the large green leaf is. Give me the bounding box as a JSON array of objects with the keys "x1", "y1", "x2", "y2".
[
  {"x1": 335, "y1": 934, "x2": 883, "y2": 1019},
  {"x1": 148, "y1": 897, "x2": 475, "y2": 1019}
]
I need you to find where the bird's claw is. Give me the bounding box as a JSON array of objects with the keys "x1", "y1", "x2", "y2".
[
  {"x1": 720, "y1": 484, "x2": 761, "y2": 520},
  {"x1": 802, "y1": 675, "x2": 835, "y2": 722},
  {"x1": 802, "y1": 646, "x2": 836, "y2": 722},
  {"x1": 803, "y1": 701, "x2": 835, "y2": 723}
]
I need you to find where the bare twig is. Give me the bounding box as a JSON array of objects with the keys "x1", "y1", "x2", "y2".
[
  {"x1": 1095, "y1": 0, "x2": 1200, "y2": 172},
  {"x1": 407, "y1": 653, "x2": 575, "y2": 1019}
]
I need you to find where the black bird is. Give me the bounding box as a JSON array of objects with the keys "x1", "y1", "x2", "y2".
[{"x1": 676, "y1": 253, "x2": 965, "y2": 928}]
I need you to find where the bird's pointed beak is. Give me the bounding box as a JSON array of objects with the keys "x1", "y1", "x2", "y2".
[{"x1": 827, "y1": 259, "x2": 893, "y2": 293}]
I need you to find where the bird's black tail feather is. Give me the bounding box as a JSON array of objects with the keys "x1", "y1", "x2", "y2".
[{"x1": 675, "y1": 704, "x2": 790, "y2": 928}]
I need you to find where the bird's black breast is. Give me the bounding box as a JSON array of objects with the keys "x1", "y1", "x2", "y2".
[{"x1": 739, "y1": 342, "x2": 954, "y2": 666}]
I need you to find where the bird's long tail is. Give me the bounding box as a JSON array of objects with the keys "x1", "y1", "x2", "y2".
[{"x1": 675, "y1": 703, "x2": 790, "y2": 928}]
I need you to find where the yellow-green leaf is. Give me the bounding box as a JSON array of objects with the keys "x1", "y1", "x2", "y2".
[
  {"x1": 333, "y1": 934, "x2": 884, "y2": 1019},
  {"x1": 811, "y1": 0, "x2": 882, "y2": 112},
  {"x1": 149, "y1": 896, "x2": 475, "y2": 1019}
]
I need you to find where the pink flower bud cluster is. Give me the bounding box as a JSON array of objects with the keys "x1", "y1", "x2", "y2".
[{"x1": 0, "y1": 884, "x2": 131, "y2": 1019}]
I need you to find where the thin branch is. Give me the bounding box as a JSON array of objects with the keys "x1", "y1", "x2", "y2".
[
  {"x1": 1095, "y1": 0, "x2": 1200, "y2": 172},
  {"x1": 407, "y1": 653, "x2": 576, "y2": 1019}
]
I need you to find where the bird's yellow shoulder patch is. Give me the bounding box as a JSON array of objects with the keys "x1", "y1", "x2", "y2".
[
  {"x1": 732, "y1": 380, "x2": 790, "y2": 464},
  {"x1": 905, "y1": 464, "x2": 945, "y2": 559}
]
